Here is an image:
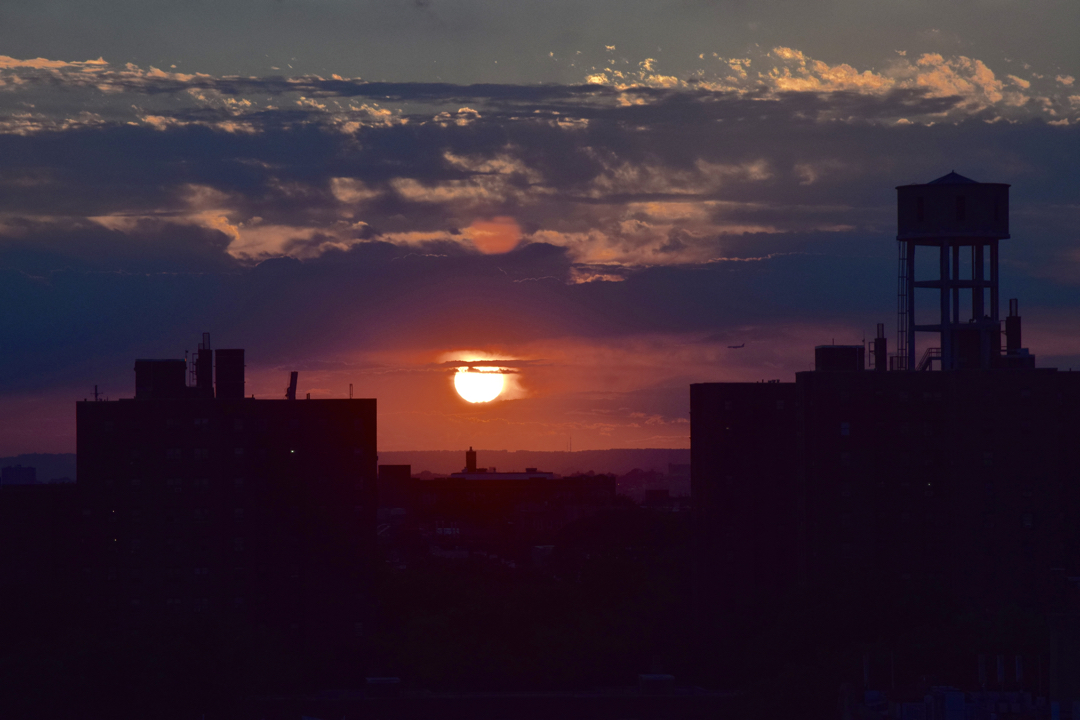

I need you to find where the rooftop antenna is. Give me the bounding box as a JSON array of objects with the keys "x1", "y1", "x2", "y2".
[
  {"x1": 349, "y1": 383, "x2": 354, "y2": 400},
  {"x1": 94, "y1": 385, "x2": 100, "y2": 401}
]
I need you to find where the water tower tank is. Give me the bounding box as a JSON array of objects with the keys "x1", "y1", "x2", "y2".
[{"x1": 895, "y1": 172, "x2": 1010, "y2": 371}]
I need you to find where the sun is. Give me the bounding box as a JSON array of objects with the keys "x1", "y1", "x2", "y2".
[{"x1": 454, "y1": 367, "x2": 505, "y2": 403}]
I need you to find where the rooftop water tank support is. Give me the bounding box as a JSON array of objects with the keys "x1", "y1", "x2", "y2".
[{"x1": 896, "y1": 172, "x2": 1010, "y2": 370}]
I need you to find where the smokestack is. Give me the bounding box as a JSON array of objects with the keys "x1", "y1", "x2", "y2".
[
  {"x1": 1006, "y1": 298, "x2": 1021, "y2": 353},
  {"x1": 286, "y1": 371, "x2": 298, "y2": 401},
  {"x1": 215, "y1": 349, "x2": 245, "y2": 399},
  {"x1": 873, "y1": 323, "x2": 888, "y2": 372},
  {"x1": 466, "y1": 446, "x2": 477, "y2": 473},
  {"x1": 195, "y1": 332, "x2": 213, "y2": 398}
]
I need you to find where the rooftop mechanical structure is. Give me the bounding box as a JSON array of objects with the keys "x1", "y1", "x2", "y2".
[{"x1": 895, "y1": 171, "x2": 1014, "y2": 371}]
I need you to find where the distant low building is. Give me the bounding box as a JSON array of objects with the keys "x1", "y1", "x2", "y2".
[{"x1": 383, "y1": 449, "x2": 617, "y2": 564}]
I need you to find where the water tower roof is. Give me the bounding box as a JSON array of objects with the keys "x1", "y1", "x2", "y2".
[{"x1": 927, "y1": 171, "x2": 979, "y2": 185}]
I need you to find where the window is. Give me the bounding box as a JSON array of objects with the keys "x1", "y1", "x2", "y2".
[
  {"x1": 195, "y1": 567, "x2": 210, "y2": 576},
  {"x1": 166, "y1": 448, "x2": 182, "y2": 460},
  {"x1": 776, "y1": 400, "x2": 785, "y2": 410},
  {"x1": 234, "y1": 447, "x2": 244, "y2": 457},
  {"x1": 724, "y1": 400, "x2": 733, "y2": 411},
  {"x1": 130, "y1": 477, "x2": 141, "y2": 487},
  {"x1": 234, "y1": 508, "x2": 245, "y2": 520},
  {"x1": 983, "y1": 452, "x2": 993, "y2": 467},
  {"x1": 194, "y1": 418, "x2": 209, "y2": 429},
  {"x1": 193, "y1": 448, "x2": 209, "y2": 460},
  {"x1": 840, "y1": 422, "x2": 850, "y2": 437},
  {"x1": 840, "y1": 451, "x2": 852, "y2": 467},
  {"x1": 103, "y1": 421, "x2": 115, "y2": 432},
  {"x1": 233, "y1": 477, "x2": 244, "y2": 487},
  {"x1": 232, "y1": 419, "x2": 244, "y2": 431},
  {"x1": 193, "y1": 509, "x2": 209, "y2": 524},
  {"x1": 193, "y1": 477, "x2": 209, "y2": 488},
  {"x1": 233, "y1": 538, "x2": 245, "y2": 552},
  {"x1": 1022, "y1": 513, "x2": 1033, "y2": 529},
  {"x1": 167, "y1": 478, "x2": 183, "y2": 493}
]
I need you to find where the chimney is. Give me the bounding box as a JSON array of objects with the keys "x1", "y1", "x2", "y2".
[
  {"x1": 873, "y1": 323, "x2": 888, "y2": 372},
  {"x1": 466, "y1": 446, "x2": 477, "y2": 473},
  {"x1": 215, "y1": 349, "x2": 245, "y2": 399},
  {"x1": 1006, "y1": 298, "x2": 1021, "y2": 353},
  {"x1": 195, "y1": 332, "x2": 213, "y2": 398},
  {"x1": 286, "y1": 371, "x2": 298, "y2": 401}
]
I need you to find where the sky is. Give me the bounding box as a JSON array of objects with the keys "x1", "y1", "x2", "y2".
[{"x1": 1, "y1": 0, "x2": 1079, "y2": 455}]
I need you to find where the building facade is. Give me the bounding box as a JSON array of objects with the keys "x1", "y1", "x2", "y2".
[
  {"x1": 74, "y1": 337, "x2": 377, "y2": 652},
  {"x1": 691, "y1": 174, "x2": 1080, "y2": 635}
]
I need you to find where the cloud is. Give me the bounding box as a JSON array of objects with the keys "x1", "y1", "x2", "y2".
[{"x1": 2, "y1": 48, "x2": 1080, "y2": 453}]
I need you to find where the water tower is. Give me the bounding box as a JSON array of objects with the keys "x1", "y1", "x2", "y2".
[{"x1": 895, "y1": 172, "x2": 1010, "y2": 371}]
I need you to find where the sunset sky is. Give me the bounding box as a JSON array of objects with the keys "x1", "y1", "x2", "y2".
[{"x1": 2, "y1": 0, "x2": 1078, "y2": 455}]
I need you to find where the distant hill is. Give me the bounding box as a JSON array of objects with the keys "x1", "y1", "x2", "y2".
[
  {"x1": 0, "y1": 453, "x2": 77, "y2": 483},
  {"x1": 378, "y1": 449, "x2": 690, "y2": 476}
]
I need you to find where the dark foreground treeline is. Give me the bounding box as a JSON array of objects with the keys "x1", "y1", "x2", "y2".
[{"x1": 0, "y1": 507, "x2": 1051, "y2": 719}]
